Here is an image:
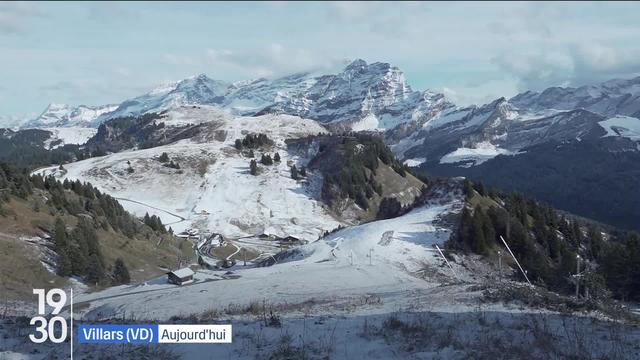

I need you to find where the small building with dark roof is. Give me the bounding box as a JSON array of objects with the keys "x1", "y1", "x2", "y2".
[{"x1": 167, "y1": 267, "x2": 195, "y2": 286}]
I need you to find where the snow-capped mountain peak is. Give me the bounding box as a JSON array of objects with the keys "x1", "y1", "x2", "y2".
[
  {"x1": 89, "y1": 59, "x2": 452, "y2": 131},
  {"x1": 23, "y1": 103, "x2": 119, "y2": 128},
  {"x1": 344, "y1": 58, "x2": 368, "y2": 71},
  {"x1": 509, "y1": 76, "x2": 640, "y2": 118}
]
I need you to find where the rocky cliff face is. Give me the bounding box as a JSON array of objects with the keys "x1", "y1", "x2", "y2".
[{"x1": 96, "y1": 59, "x2": 455, "y2": 131}]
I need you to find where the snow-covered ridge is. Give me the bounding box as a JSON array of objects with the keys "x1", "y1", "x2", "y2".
[
  {"x1": 91, "y1": 59, "x2": 456, "y2": 131},
  {"x1": 509, "y1": 76, "x2": 640, "y2": 118},
  {"x1": 24, "y1": 103, "x2": 119, "y2": 128},
  {"x1": 35, "y1": 107, "x2": 339, "y2": 241},
  {"x1": 42, "y1": 127, "x2": 97, "y2": 149}
]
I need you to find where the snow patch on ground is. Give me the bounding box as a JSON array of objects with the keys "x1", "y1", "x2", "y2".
[
  {"x1": 440, "y1": 141, "x2": 516, "y2": 167},
  {"x1": 403, "y1": 157, "x2": 426, "y2": 167},
  {"x1": 422, "y1": 108, "x2": 471, "y2": 131},
  {"x1": 350, "y1": 113, "x2": 380, "y2": 131},
  {"x1": 42, "y1": 127, "x2": 97, "y2": 149},
  {"x1": 598, "y1": 115, "x2": 640, "y2": 141}
]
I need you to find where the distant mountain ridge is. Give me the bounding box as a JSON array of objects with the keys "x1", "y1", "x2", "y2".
[
  {"x1": 509, "y1": 76, "x2": 640, "y2": 118},
  {"x1": 24, "y1": 103, "x2": 119, "y2": 128},
  {"x1": 7, "y1": 60, "x2": 640, "y2": 141},
  {"x1": 95, "y1": 59, "x2": 456, "y2": 131},
  {"x1": 3, "y1": 59, "x2": 457, "y2": 132},
  {"x1": 397, "y1": 77, "x2": 640, "y2": 231}
]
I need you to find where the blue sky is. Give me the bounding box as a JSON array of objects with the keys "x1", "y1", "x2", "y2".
[{"x1": 2, "y1": 1, "x2": 640, "y2": 117}]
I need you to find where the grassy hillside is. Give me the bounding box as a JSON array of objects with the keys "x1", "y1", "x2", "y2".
[
  {"x1": 302, "y1": 133, "x2": 425, "y2": 222},
  {"x1": 0, "y1": 163, "x2": 187, "y2": 300}
]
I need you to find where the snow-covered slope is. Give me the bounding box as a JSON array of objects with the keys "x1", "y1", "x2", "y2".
[
  {"x1": 41, "y1": 127, "x2": 97, "y2": 149},
  {"x1": 386, "y1": 75, "x2": 640, "y2": 168},
  {"x1": 394, "y1": 95, "x2": 639, "y2": 167},
  {"x1": 598, "y1": 115, "x2": 640, "y2": 141},
  {"x1": 25, "y1": 103, "x2": 119, "y2": 128},
  {"x1": 510, "y1": 76, "x2": 640, "y2": 118},
  {"x1": 73, "y1": 196, "x2": 464, "y2": 321},
  {"x1": 36, "y1": 107, "x2": 340, "y2": 241},
  {"x1": 94, "y1": 75, "x2": 230, "y2": 123},
  {"x1": 260, "y1": 60, "x2": 456, "y2": 130}
]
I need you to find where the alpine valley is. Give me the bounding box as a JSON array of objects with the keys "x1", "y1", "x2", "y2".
[
  {"x1": 2, "y1": 59, "x2": 640, "y2": 359},
  {"x1": 5, "y1": 59, "x2": 639, "y2": 230}
]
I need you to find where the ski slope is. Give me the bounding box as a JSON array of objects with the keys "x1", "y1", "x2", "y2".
[
  {"x1": 73, "y1": 198, "x2": 464, "y2": 321},
  {"x1": 35, "y1": 107, "x2": 341, "y2": 241}
]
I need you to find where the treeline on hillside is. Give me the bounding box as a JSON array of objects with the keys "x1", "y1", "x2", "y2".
[
  {"x1": 0, "y1": 162, "x2": 165, "y2": 285},
  {"x1": 426, "y1": 138, "x2": 640, "y2": 231},
  {"x1": 0, "y1": 128, "x2": 85, "y2": 169},
  {"x1": 319, "y1": 134, "x2": 410, "y2": 210},
  {"x1": 0, "y1": 113, "x2": 177, "y2": 171},
  {"x1": 143, "y1": 212, "x2": 167, "y2": 233},
  {"x1": 234, "y1": 133, "x2": 273, "y2": 150},
  {"x1": 88, "y1": 112, "x2": 169, "y2": 152},
  {"x1": 453, "y1": 178, "x2": 640, "y2": 302},
  {"x1": 247, "y1": 151, "x2": 290, "y2": 176}
]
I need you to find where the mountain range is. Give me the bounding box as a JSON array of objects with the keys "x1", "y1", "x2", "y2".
[
  {"x1": 2, "y1": 59, "x2": 639, "y2": 229},
  {"x1": 8, "y1": 59, "x2": 455, "y2": 131},
  {"x1": 5, "y1": 60, "x2": 640, "y2": 360}
]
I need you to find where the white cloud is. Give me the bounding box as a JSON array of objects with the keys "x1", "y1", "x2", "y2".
[
  {"x1": 329, "y1": 1, "x2": 375, "y2": 22},
  {"x1": 0, "y1": 1, "x2": 43, "y2": 35},
  {"x1": 160, "y1": 44, "x2": 346, "y2": 80},
  {"x1": 3, "y1": 2, "x2": 640, "y2": 114},
  {"x1": 87, "y1": 2, "x2": 141, "y2": 22},
  {"x1": 494, "y1": 41, "x2": 640, "y2": 91},
  {"x1": 203, "y1": 43, "x2": 328, "y2": 77}
]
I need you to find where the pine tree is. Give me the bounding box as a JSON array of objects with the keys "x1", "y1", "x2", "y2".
[
  {"x1": 475, "y1": 182, "x2": 486, "y2": 196},
  {"x1": 54, "y1": 218, "x2": 67, "y2": 248},
  {"x1": 250, "y1": 159, "x2": 258, "y2": 176},
  {"x1": 159, "y1": 152, "x2": 169, "y2": 162},
  {"x1": 86, "y1": 253, "x2": 105, "y2": 284},
  {"x1": 113, "y1": 258, "x2": 131, "y2": 285},
  {"x1": 234, "y1": 139, "x2": 243, "y2": 150},
  {"x1": 299, "y1": 167, "x2": 306, "y2": 177},
  {"x1": 291, "y1": 165, "x2": 299, "y2": 180},
  {"x1": 471, "y1": 206, "x2": 487, "y2": 254},
  {"x1": 54, "y1": 218, "x2": 72, "y2": 276},
  {"x1": 377, "y1": 197, "x2": 402, "y2": 219},
  {"x1": 463, "y1": 179, "x2": 474, "y2": 199},
  {"x1": 261, "y1": 154, "x2": 273, "y2": 165},
  {"x1": 273, "y1": 152, "x2": 281, "y2": 162},
  {"x1": 355, "y1": 191, "x2": 368, "y2": 210},
  {"x1": 588, "y1": 226, "x2": 604, "y2": 260}
]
